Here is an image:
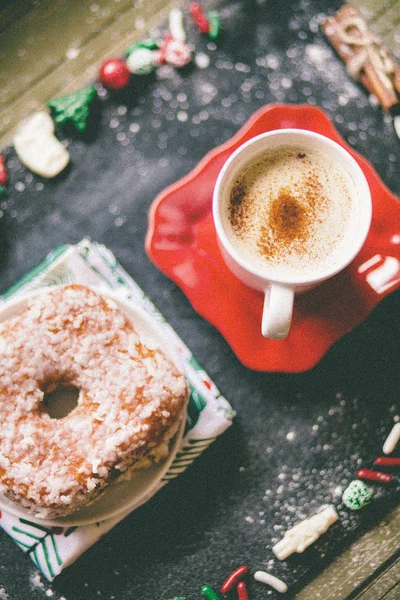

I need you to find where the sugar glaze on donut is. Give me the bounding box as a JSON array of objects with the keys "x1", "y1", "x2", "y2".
[{"x1": 0, "y1": 285, "x2": 188, "y2": 518}]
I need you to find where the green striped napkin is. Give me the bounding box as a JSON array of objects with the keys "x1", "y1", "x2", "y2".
[{"x1": 0, "y1": 239, "x2": 234, "y2": 580}]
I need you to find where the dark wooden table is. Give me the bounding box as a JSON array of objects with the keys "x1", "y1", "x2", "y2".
[{"x1": 0, "y1": 1, "x2": 399, "y2": 598}]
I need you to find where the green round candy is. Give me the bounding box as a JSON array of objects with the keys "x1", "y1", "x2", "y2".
[
  {"x1": 126, "y1": 47, "x2": 156, "y2": 75},
  {"x1": 342, "y1": 480, "x2": 373, "y2": 510}
]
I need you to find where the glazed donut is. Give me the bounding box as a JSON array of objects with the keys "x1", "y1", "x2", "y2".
[{"x1": 0, "y1": 284, "x2": 188, "y2": 517}]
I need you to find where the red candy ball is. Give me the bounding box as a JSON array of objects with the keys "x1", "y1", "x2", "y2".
[{"x1": 99, "y1": 59, "x2": 131, "y2": 90}]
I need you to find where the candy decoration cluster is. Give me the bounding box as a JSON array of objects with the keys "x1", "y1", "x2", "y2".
[
  {"x1": 192, "y1": 417, "x2": 400, "y2": 599},
  {"x1": 341, "y1": 420, "x2": 399, "y2": 510},
  {"x1": 171, "y1": 420, "x2": 398, "y2": 600},
  {"x1": 189, "y1": 4, "x2": 221, "y2": 40},
  {"x1": 169, "y1": 565, "x2": 288, "y2": 599},
  {"x1": 12, "y1": 3, "x2": 221, "y2": 178},
  {"x1": 92, "y1": 3, "x2": 220, "y2": 89}
]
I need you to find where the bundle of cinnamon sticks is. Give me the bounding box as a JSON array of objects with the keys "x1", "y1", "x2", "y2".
[{"x1": 322, "y1": 4, "x2": 400, "y2": 111}]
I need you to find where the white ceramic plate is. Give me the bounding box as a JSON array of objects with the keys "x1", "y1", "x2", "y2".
[{"x1": 0, "y1": 286, "x2": 186, "y2": 527}]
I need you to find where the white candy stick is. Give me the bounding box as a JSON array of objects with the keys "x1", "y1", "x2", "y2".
[
  {"x1": 254, "y1": 571, "x2": 288, "y2": 593},
  {"x1": 383, "y1": 423, "x2": 400, "y2": 454},
  {"x1": 14, "y1": 111, "x2": 70, "y2": 178},
  {"x1": 169, "y1": 7, "x2": 186, "y2": 42},
  {"x1": 273, "y1": 505, "x2": 339, "y2": 560}
]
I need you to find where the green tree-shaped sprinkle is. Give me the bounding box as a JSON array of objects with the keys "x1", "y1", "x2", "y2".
[{"x1": 47, "y1": 86, "x2": 97, "y2": 132}]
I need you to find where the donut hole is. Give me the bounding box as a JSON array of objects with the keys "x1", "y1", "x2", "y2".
[{"x1": 41, "y1": 383, "x2": 80, "y2": 419}]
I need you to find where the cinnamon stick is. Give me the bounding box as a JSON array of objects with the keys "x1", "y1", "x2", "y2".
[{"x1": 322, "y1": 4, "x2": 400, "y2": 111}]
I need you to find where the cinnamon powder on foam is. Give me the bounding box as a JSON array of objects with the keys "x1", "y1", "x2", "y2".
[
  {"x1": 227, "y1": 149, "x2": 350, "y2": 271},
  {"x1": 259, "y1": 166, "x2": 328, "y2": 260}
]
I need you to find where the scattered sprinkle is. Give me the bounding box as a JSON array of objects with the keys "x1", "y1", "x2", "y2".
[
  {"x1": 237, "y1": 580, "x2": 250, "y2": 600},
  {"x1": 357, "y1": 469, "x2": 393, "y2": 484},
  {"x1": 254, "y1": 571, "x2": 288, "y2": 594},
  {"x1": 221, "y1": 565, "x2": 248, "y2": 593},
  {"x1": 189, "y1": 3, "x2": 210, "y2": 34},
  {"x1": 383, "y1": 423, "x2": 400, "y2": 455},
  {"x1": 374, "y1": 457, "x2": 400, "y2": 467},
  {"x1": 201, "y1": 585, "x2": 220, "y2": 600}
]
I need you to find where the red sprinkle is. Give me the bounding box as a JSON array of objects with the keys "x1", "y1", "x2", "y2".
[
  {"x1": 0, "y1": 155, "x2": 8, "y2": 185},
  {"x1": 237, "y1": 581, "x2": 250, "y2": 600},
  {"x1": 374, "y1": 457, "x2": 400, "y2": 467},
  {"x1": 221, "y1": 566, "x2": 248, "y2": 594},
  {"x1": 189, "y1": 3, "x2": 210, "y2": 33},
  {"x1": 157, "y1": 34, "x2": 173, "y2": 64},
  {"x1": 357, "y1": 468, "x2": 393, "y2": 483}
]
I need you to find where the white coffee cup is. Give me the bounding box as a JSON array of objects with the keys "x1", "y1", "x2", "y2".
[{"x1": 212, "y1": 129, "x2": 372, "y2": 340}]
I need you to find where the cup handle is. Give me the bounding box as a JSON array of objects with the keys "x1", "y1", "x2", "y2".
[{"x1": 262, "y1": 284, "x2": 295, "y2": 339}]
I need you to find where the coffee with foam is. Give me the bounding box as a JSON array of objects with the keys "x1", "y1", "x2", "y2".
[{"x1": 222, "y1": 145, "x2": 359, "y2": 278}]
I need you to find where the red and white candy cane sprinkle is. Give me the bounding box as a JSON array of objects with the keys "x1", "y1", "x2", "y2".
[
  {"x1": 383, "y1": 423, "x2": 400, "y2": 455},
  {"x1": 357, "y1": 468, "x2": 393, "y2": 484},
  {"x1": 254, "y1": 571, "x2": 288, "y2": 594},
  {"x1": 163, "y1": 39, "x2": 192, "y2": 68},
  {"x1": 237, "y1": 581, "x2": 250, "y2": 600},
  {"x1": 189, "y1": 3, "x2": 210, "y2": 33},
  {"x1": 374, "y1": 457, "x2": 400, "y2": 467},
  {"x1": 220, "y1": 566, "x2": 248, "y2": 593}
]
